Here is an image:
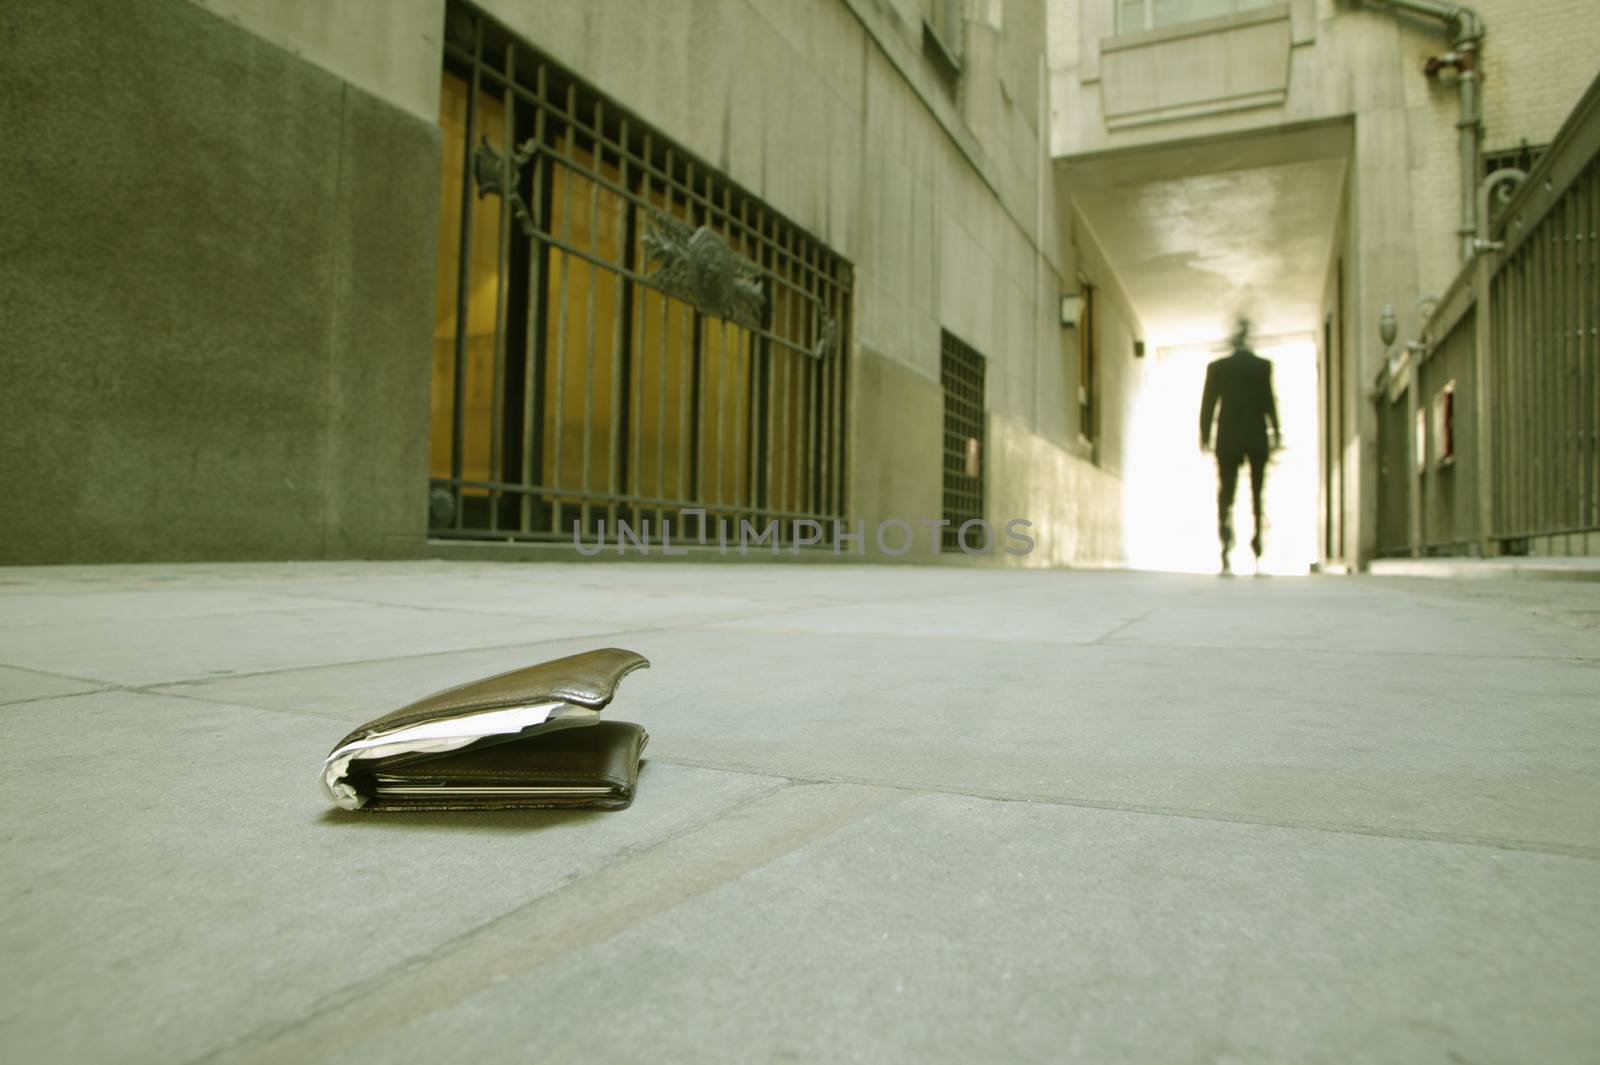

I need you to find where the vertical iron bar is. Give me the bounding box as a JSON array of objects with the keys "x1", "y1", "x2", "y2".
[
  {"x1": 656, "y1": 149, "x2": 671, "y2": 526},
  {"x1": 630, "y1": 133, "x2": 650, "y2": 528},
  {"x1": 1574, "y1": 186, "x2": 1583, "y2": 543},
  {"x1": 690, "y1": 311, "x2": 703, "y2": 504},
  {"x1": 520, "y1": 61, "x2": 548, "y2": 534},
  {"x1": 1514, "y1": 247, "x2": 1527, "y2": 536},
  {"x1": 736, "y1": 194, "x2": 752, "y2": 515},
  {"x1": 780, "y1": 225, "x2": 797, "y2": 518},
  {"x1": 1557, "y1": 205, "x2": 1567, "y2": 543},
  {"x1": 713, "y1": 187, "x2": 732, "y2": 513},
  {"x1": 1499, "y1": 253, "x2": 1509, "y2": 539},
  {"x1": 1563, "y1": 190, "x2": 1576, "y2": 539},
  {"x1": 819, "y1": 254, "x2": 833, "y2": 518},
  {"x1": 551, "y1": 91, "x2": 576, "y2": 538},
  {"x1": 1542, "y1": 212, "x2": 1554, "y2": 539},
  {"x1": 680, "y1": 301, "x2": 694, "y2": 508},
  {"x1": 608, "y1": 117, "x2": 629, "y2": 532},
  {"x1": 1579, "y1": 167, "x2": 1591, "y2": 534},
  {"x1": 1495, "y1": 259, "x2": 1505, "y2": 540},
  {"x1": 807, "y1": 240, "x2": 822, "y2": 516},
  {"x1": 826, "y1": 253, "x2": 837, "y2": 517},
  {"x1": 631, "y1": 244, "x2": 645, "y2": 522},
  {"x1": 1589, "y1": 166, "x2": 1599, "y2": 529},
  {"x1": 715, "y1": 315, "x2": 728, "y2": 511},
  {"x1": 581, "y1": 101, "x2": 601, "y2": 537},
  {"x1": 656, "y1": 290, "x2": 669, "y2": 519},
  {"x1": 1581, "y1": 167, "x2": 1593, "y2": 535},
  {"x1": 720, "y1": 185, "x2": 736, "y2": 514},
  {"x1": 1542, "y1": 211, "x2": 1555, "y2": 540},
  {"x1": 450, "y1": 17, "x2": 484, "y2": 528},
  {"x1": 488, "y1": 44, "x2": 516, "y2": 533},
  {"x1": 759, "y1": 208, "x2": 775, "y2": 514},
  {"x1": 686, "y1": 164, "x2": 703, "y2": 510},
  {"x1": 1514, "y1": 236, "x2": 1527, "y2": 539},
  {"x1": 837, "y1": 269, "x2": 849, "y2": 517},
  {"x1": 1517, "y1": 239, "x2": 1529, "y2": 536},
  {"x1": 1577, "y1": 175, "x2": 1591, "y2": 537}
]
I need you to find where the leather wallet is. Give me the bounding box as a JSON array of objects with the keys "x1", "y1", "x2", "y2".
[{"x1": 320, "y1": 647, "x2": 650, "y2": 811}]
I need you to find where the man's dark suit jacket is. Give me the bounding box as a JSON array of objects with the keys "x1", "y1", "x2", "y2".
[{"x1": 1200, "y1": 348, "x2": 1280, "y2": 456}]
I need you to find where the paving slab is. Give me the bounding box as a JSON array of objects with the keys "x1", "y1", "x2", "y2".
[
  {"x1": 630, "y1": 630, "x2": 1600, "y2": 852},
  {"x1": 1106, "y1": 573, "x2": 1600, "y2": 659},
  {"x1": 0, "y1": 689, "x2": 774, "y2": 1065},
  {"x1": 312, "y1": 791, "x2": 1600, "y2": 1065},
  {"x1": 0, "y1": 664, "x2": 105, "y2": 706},
  {"x1": 0, "y1": 604, "x2": 621, "y2": 687},
  {"x1": 705, "y1": 573, "x2": 1188, "y2": 644},
  {"x1": 0, "y1": 587, "x2": 349, "y2": 628},
  {"x1": 1, "y1": 561, "x2": 1597, "y2": 1064}
]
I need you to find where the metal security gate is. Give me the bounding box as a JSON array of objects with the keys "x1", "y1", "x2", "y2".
[
  {"x1": 940, "y1": 330, "x2": 985, "y2": 550},
  {"x1": 430, "y1": 4, "x2": 851, "y2": 545}
]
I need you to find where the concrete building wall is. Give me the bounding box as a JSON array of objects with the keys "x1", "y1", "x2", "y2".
[
  {"x1": 1393, "y1": 0, "x2": 1600, "y2": 309},
  {"x1": 187, "y1": 0, "x2": 446, "y2": 124},
  {"x1": 3, "y1": 0, "x2": 1133, "y2": 566},
  {"x1": 1, "y1": 0, "x2": 439, "y2": 565}
]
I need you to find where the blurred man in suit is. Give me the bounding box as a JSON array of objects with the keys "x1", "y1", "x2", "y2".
[{"x1": 1200, "y1": 318, "x2": 1281, "y2": 574}]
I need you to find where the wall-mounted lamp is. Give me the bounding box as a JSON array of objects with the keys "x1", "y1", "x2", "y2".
[
  {"x1": 1379, "y1": 304, "x2": 1398, "y2": 348},
  {"x1": 1060, "y1": 293, "x2": 1084, "y2": 328}
]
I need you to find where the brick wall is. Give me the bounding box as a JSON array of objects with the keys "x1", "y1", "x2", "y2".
[{"x1": 1395, "y1": 0, "x2": 1600, "y2": 300}]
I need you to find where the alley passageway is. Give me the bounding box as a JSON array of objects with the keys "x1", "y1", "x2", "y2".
[{"x1": 2, "y1": 561, "x2": 1598, "y2": 1063}]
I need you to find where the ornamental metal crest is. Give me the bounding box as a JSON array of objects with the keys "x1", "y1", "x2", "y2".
[
  {"x1": 473, "y1": 135, "x2": 539, "y2": 237},
  {"x1": 642, "y1": 210, "x2": 765, "y2": 329},
  {"x1": 814, "y1": 310, "x2": 838, "y2": 360}
]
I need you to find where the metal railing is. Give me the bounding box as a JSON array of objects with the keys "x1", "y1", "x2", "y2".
[
  {"x1": 430, "y1": 3, "x2": 852, "y2": 546},
  {"x1": 1376, "y1": 71, "x2": 1599, "y2": 556}
]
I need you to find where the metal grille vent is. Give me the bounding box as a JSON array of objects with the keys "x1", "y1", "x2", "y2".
[{"x1": 940, "y1": 330, "x2": 985, "y2": 551}]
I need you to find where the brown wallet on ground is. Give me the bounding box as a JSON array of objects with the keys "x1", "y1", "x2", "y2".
[{"x1": 320, "y1": 648, "x2": 649, "y2": 811}]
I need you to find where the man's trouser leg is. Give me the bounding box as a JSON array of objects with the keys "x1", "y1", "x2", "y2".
[
  {"x1": 1216, "y1": 449, "x2": 1242, "y2": 554},
  {"x1": 1246, "y1": 446, "x2": 1267, "y2": 555}
]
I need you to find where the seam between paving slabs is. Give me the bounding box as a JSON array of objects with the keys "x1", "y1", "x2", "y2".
[
  {"x1": 648, "y1": 755, "x2": 1600, "y2": 862},
  {"x1": 184, "y1": 779, "x2": 907, "y2": 1065}
]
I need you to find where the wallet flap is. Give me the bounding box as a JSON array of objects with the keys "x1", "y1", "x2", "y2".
[{"x1": 331, "y1": 647, "x2": 649, "y2": 750}]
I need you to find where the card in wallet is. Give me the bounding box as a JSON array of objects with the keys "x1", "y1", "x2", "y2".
[{"x1": 320, "y1": 647, "x2": 649, "y2": 811}]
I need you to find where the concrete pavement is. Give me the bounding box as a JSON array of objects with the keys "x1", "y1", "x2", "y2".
[{"x1": 1, "y1": 561, "x2": 1597, "y2": 1063}]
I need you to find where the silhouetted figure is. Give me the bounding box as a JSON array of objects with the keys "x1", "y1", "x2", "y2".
[{"x1": 1200, "y1": 320, "x2": 1280, "y2": 573}]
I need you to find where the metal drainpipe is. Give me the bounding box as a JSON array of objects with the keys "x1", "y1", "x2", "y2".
[
  {"x1": 1471, "y1": 167, "x2": 1526, "y2": 557},
  {"x1": 1362, "y1": 0, "x2": 1485, "y2": 261}
]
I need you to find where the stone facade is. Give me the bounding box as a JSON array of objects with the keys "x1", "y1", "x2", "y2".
[{"x1": 2, "y1": 0, "x2": 1133, "y2": 566}]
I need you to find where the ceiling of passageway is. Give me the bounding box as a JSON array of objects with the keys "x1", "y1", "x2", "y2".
[{"x1": 1059, "y1": 124, "x2": 1350, "y2": 349}]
